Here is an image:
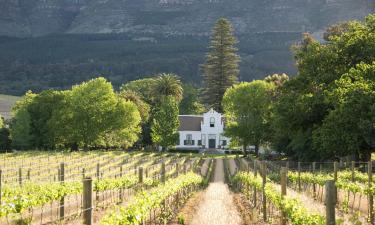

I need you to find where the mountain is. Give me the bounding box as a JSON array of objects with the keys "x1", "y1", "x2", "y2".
[
  {"x1": 0, "y1": 0, "x2": 375, "y2": 36},
  {"x1": 0, "y1": 0, "x2": 374, "y2": 95},
  {"x1": 1, "y1": 0, "x2": 374, "y2": 37}
]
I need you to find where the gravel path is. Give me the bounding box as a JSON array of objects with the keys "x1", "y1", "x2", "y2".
[{"x1": 191, "y1": 159, "x2": 243, "y2": 225}]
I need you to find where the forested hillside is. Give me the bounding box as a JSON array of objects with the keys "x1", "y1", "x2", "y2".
[
  {"x1": 0, "y1": 32, "x2": 298, "y2": 95},
  {"x1": 0, "y1": 0, "x2": 373, "y2": 95}
]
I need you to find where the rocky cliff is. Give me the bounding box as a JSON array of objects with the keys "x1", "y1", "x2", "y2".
[{"x1": 0, "y1": 0, "x2": 374, "y2": 37}]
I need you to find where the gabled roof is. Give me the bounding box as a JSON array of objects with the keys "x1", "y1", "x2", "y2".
[{"x1": 178, "y1": 115, "x2": 203, "y2": 131}]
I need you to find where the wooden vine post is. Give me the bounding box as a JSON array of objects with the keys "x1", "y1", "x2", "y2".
[
  {"x1": 333, "y1": 161, "x2": 338, "y2": 181},
  {"x1": 253, "y1": 160, "x2": 258, "y2": 206},
  {"x1": 0, "y1": 169, "x2": 2, "y2": 206},
  {"x1": 253, "y1": 159, "x2": 257, "y2": 173},
  {"x1": 312, "y1": 162, "x2": 316, "y2": 198},
  {"x1": 119, "y1": 166, "x2": 123, "y2": 202},
  {"x1": 83, "y1": 177, "x2": 93, "y2": 225},
  {"x1": 368, "y1": 161, "x2": 374, "y2": 224},
  {"x1": 139, "y1": 167, "x2": 144, "y2": 185},
  {"x1": 96, "y1": 163, "x2": 100, "y2": 202},
  {"x1": 325, "y1": 180, "x2": 336, "y2": 225},
  {"x1": 27, "y1": 169, "x2": 31, "y2": 180},
  {"x1": 176, "y1": 164, "x2": 179, "y2": 177},
  {"x1": 96, "y1": 163, "x2": 100, "y2": 179},
  {"x1": 18, "y1": 168, "x2": 22, "y2": 186},
  {"x1": 183, "y1": 164, "x2": 187, "y2": 174},
  {"x1": 161, "y1": 162, "x2": 166, "y2": 183},
  {"x1": 298, "y1": 162, "x2": 301, "y2": 192},
  {"x1": 351, "y1": 161, "x2": 355, "y2": 181},
  {"x1": 261, "y1": 161, "x2": 267, "y2": 222},
  {"x1": 333, "y1": 161, "x2": 338, "y2": 201},
  {"x1": 59, "y1": 162, "x2": 65, "y2": 220},
  {"x1": 280, "y1": 167, "x2": 287, "y2": 225}
]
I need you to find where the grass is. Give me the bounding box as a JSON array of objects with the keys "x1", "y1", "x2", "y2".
[{"x1": 0, "y1": 94, "x2": 20, "y2": 119}]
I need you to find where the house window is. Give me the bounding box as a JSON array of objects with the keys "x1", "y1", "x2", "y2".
[
  {"x1": 198, "y1": 140, "x2": 202, "y2": 146},
  {"x1": 184, "y1": 134, "x2": 194, "y2": 146},
  {"x1": 210, "y1": 117, "x2": 215, "y2": 127},
  {"x1": 222, "y1": 140, "x2": 227, "y2": 146}
]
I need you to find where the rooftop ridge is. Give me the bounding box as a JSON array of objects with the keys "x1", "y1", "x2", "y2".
[{"x1": 178, "y1": 115, "x2": 203, "y2": 117}]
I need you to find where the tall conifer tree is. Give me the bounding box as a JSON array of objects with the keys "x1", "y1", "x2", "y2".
[{"x1": 202, "y1": 18, "x2": 240, "y2": 112}]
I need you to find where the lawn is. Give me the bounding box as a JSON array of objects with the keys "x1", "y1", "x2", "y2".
[{"x1": 0, "y1": 94, "x2": 20, "y2": 120}]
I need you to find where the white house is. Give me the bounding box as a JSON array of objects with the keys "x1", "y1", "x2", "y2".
[{"x1": 175, "y1": 109, "x2": 231, "y2": 150}]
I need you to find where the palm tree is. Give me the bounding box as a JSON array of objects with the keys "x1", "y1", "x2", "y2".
[
  {"x1": 152, "y1": 73, "x2": 183, "y2": 102},
  {"x1": 120, "y1": 90, "x2": 150, "y2": 121}
]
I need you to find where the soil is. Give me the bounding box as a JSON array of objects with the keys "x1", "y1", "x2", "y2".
[{"x1": 189, "y1": 159, "x2": 243, "y2": 225}]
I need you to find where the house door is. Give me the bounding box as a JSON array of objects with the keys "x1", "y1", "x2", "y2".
[{"x1": 208, "y1": 139, "x2": 216, "y2": 149}]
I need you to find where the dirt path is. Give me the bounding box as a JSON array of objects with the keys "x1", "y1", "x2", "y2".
[{"x1": 191, "y1": 159, "x2": 243, "y2": 225}]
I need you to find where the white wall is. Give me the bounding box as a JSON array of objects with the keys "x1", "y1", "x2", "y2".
[
  {"x1": 176, "y1": 109, "x2": 231, "y2": 149},
  {"x1": 176, "y1": 131, "x2": 201, "y2": 149},
  {"x1": 200, "y1": 109, "x2": 230, "y2": 149}
]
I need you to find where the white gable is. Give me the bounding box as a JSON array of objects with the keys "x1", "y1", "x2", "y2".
[{"x1": 176, "y1": 109, "x2": 230, "y2": 150}]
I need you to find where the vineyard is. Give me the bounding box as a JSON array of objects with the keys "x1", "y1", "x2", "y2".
[
  {"x1": 230, "y1": 158, "x2": 375, "y2": 225},
  {"x1": 0, "y1": 151, "x2": 374, "y2": 225},
  {"x1": 0, "y1": 151, "x2": 214, "y2": 225}
]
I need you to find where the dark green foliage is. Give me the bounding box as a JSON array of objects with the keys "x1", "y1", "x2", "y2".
[
  {"x1": 313, "y1": 63, "x2": 375, "y2": 161},
  {"x1": 27, "y1": 90, "x2": 66, "y2": 149},
  {"x1": 202, "y1": 18, "x2": 240, "y2": 112},
  {"x1": 120, "y1": 78, "x2": 156, "y2": 104},
  {"x1": 270, "y1": 14, "x2": 375, "y2": 161},
  {"x1": 9, "y1": 78, "x2": 141, "y2": 150},
  {"x1": 0, "y1": 128, "x2": 11, "y2": 151},
  {"x1": 151, "y1": 96, "x2": 180, "y2": 150},
  {"x1": 0, "y1": 32, "x2": 297, "y2": 96},
  {"x1": 119, "y1": 90, "x2": 150, "y2": 122},
  {"x1": 179, "y1": 84, "x2": 206, "y2": 115},
  {"x1": 223, "y1": 81, "x2": 275, "y2": 156},
  {"x1": 151, "y1": 74, "x2": 183, "y2": 103}
]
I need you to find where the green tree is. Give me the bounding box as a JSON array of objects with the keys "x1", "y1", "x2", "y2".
[
  {"x1": 202, "y1": 18, "x2": 240, "y2": 112},
  {"x1": 70, "y1": 77, "x2": 140, "y2": 149},
  {"x1": 323, "y1": 22, "x2": 350, "y2": 41},
  {"x1": 120, "y1": 78, "x2": 156, "y2": 104},
  {"x1": 10, "y1": 91, "x2": 36, "y2": 149},
  {"x1": 152, "y1": 73, "x2": 183, "y2": 103},
  {"x1": 119, "y1": 90, "x2": 150, "y2": 122},
  {"x1": 179, "y1": 84, "x2": 206, "y2": 115},
  {"x1": 119, "y1": 89, "x2": 151, "y2": 148},
  {"x1": 264, "y1": 73, "x2": 289, "y2": 88},
  {"x1": 98, "y1": 98, "x2": 141, "y2": 148},
  {"x1": 46, "y1": 90, "x2": 75, "y2": 149},
  {"x1": 0, "y1": 128, "x2": 11, "y2": 151},
  {"x1": 151, "y1": 96, "x2": 179, "y2": 150},
  {"x1": 27, "y1": 90, "x2": 67, "y2": 149},
  {"x1": 0, "y1": 116, "x2": 11, "y2": 152},
  {"x1": 271, "y1": 14, "x2": 375, "y2": 160},
  {"x1": 313, "y1": 63, "x2": 375, "y2": 161},
  {"x1": 223, "y1": 81, "x2": 275, "y2": 156}
]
